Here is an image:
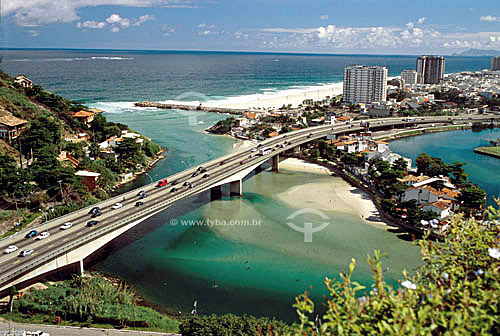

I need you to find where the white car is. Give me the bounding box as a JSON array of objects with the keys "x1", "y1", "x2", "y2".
[
  {"x1": 27, "y1": 330, "x2": 50, "y2": 336},
  {"x1": 36, "y1": 232, "x2": 50, "y2": 240},
  {"x1": 20, "y1": 249, "x2": 35, "y2": 257},
  {"x1": 60, "y1": 222, "x2": 72, "y2": 230},
  {"x1": 4, "y1": 245, "x2": 18, "y2": 254},
  {"x1": 111, "y1": 202, "x2": 123, "y2": 210}
]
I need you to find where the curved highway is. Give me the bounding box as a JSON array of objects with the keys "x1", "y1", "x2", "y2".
[{"x1": 0, "y1": 114, "x2": 497, "y2": 288}]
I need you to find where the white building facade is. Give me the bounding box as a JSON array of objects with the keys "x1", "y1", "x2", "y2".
[{"x1": 343, "y1": 65, "x2": 388, "y2": 104}]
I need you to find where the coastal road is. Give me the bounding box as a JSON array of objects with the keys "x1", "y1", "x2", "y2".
[
  {"x1": 0, "y1": 114, "x2": 498, "y2": 289},
  {"x1": 0, "y1": 321, "x2": 180, "y2": 336}
]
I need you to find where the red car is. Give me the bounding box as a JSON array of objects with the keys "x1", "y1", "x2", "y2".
[
  {"x1": 220, "y1": 161, "x2": 225, "y2": 165},
  {"x1": 240, "y1": 160, "x2": 246, "y2": 165},
  {"x1": 156, "y1": 178, "x2": 168, "y2": 187}
]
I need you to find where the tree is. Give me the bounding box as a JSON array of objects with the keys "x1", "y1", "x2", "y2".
[
  {"x1": 459, "y1": 185, "x2": 486, "y2": 213},
  {"x1": 448, "y1": 161, "x2": 468, "y2": 186},
  {"x1": 392, "y1": 157, "x2": 408, "y2": 174},
  {"x1": 416, "y1": 153, "x2": 448, "y2": 177},
  {"x1": 20, "y1": 115, "x2": 61, "y2": 156},
  {"x1": 115, "y1": 138, "x2": 144, "y2": 170}
]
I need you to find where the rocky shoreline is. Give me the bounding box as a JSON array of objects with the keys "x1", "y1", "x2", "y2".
[{"x1": 134, "y1": 101, "x2": 247, "y2": 115}]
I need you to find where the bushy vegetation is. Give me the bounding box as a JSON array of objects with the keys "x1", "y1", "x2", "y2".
[
  {"x1": 180, "y1": 314, "x2": 293, "y2": 336},
  {"x1": 15, "y1": 275, "x2": 179, "y2": 332},
  {"x1": 208, "y1": 117, "x2": 237, "y2": 134},
  {"x1": 292, "y1": 202, "x2": 500, "y2": 335}
]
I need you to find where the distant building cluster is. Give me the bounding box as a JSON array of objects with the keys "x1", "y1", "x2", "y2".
[{"x1": 416, "y1": 55, "x2": 446, "y2": 84}]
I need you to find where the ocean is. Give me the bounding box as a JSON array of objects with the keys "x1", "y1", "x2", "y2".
[{"x1": 1, "y1": 49, "x2": 497, "y2": 321}]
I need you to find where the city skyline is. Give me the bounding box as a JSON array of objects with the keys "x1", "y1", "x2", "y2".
[{"x1": 3, "y1": 0, "x2": 500, "y2": 54}]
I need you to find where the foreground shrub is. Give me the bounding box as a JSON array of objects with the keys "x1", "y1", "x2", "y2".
[
  {"x1": 180, "y1": 313, "x2": 293, "y2": 336},
  {"x1": 293, "y1": 200, "x2": 500, "y2": 335}
]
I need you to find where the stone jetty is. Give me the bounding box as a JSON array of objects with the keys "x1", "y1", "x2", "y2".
[{"x1": 134, "y1": 101, "x2": 247, "y2": 115}]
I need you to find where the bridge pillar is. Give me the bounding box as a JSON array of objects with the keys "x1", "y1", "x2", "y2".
[
  {"x1": 293, "y1": 145, "x2": 301, "y2": 154},
  {"x1": 210, "y1": 185, "x2": 222, "y2": 200},
  {"x1": 272, "y1": 154, "x2": 280, "y2": 172},
  {"x1": 229, "y1": 180, "x2": 242, "y2": 197},
  {"x1": 79, "y1": 259, "x2": 84, "y2": 276}
]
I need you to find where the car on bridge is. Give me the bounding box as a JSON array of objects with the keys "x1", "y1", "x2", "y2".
[
  {"x1": 202, "y1": 174, "x2": 209, "y2": 178},
  {"x1": 135, "y1": 201, "x2": 144, "y2": 207},
  {"x1": 60, "y1": 222, "x2": 73, "y2": 230},
  {"x1": 20, "y1": 249, "x2": 35, "y2": 257},
  {"x1": 25, "y1": 230, "x2": 38, "y2": 239},
  {"x1": 220, "y1": 161, "x2": 225, "y2": 165},
  {"x1": 171, "y1": 187, "x2": 178, "y2": 192},
  {"x1": 156, "y1": 179, "x2": 168, "y2": 187},
  {"x1": 88, "y1": 207, "x2": 100, "y2": 215},
  {"x1": 111, "y1": 202, "x2": 123, "y2": 210},
  {"x1": 91, "y1": 211, "x2": 102, "y2": 218},
  {"x1": 171, "y1": 180, "x2": 179, "y2": 185},
  {"x1": 87, "y1": 220, "x2": 98, "y2": 227},
  {"x1": 240, "y1": 160, "x2": 246, "y2": 165},
  {"x1": 36, "y1": 232, "x2": 50, "y2": 240},
  {"x1": 191, "y1": 172, "x2": 198, "y2": 177},
  {"x1": 4, "y1": 245, "x2": 18, "y2": 254},
  {"x1": 139, "y1": 193, "x2": 149, "y2": 199},
  {"x1": 137, "y1": 190, "x2": 145, "y2": 197}
]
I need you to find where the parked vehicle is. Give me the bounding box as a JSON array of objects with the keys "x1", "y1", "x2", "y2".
[
  {"x1": 20, "y1": 249, "x2": 35, "y2": 257},
  {"x1": 156, "y1": 179, "x2": 168, "y2": 187},
  {"x1": 36, "y1": 232, "x2": 50, "y2": 240},
  {"x1": 4, "y1": 245, "x2": 18, "y2": 254},
  {"x1": 87, "y1": 220, "x2": 98, "y2": 227},
  {"x1": 60, "y1": 222, "x2": 73, "y2": 230},
  {"x1": 25, "y1": 230, "x2": 38, "y2": 239}
]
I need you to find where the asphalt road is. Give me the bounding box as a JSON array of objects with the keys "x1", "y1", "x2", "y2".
[{"x1": 0, "y1": 321, "x2": 180, "y2": 336}]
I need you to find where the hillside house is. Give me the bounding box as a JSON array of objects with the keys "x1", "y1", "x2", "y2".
[{"x1": 0, "y1": 115, "x2": 27, "y2": 143}]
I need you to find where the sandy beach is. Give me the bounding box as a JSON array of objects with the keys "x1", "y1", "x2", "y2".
[
  {"x1": 277, "y1": 158, "x2": 391, "y2": 228},
  {"x1": 204, "y1": 82, "x2": 344, "y2": 110}
]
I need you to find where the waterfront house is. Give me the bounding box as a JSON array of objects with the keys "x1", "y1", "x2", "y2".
[
  {"x1": 0, "y1": 115, "x2": 27, "y2": 143},
  {"x1": 14, "y1": 74, "x2": 33, "y2": 88}
]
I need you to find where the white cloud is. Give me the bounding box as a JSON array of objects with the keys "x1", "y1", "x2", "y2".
[
  {"x1": 198, "y1": 23, "x2": 215, "y2": 29},
  {"x1": 161, "y1": 24, "x2": 176, "y2": 36},
  {"x1": 26, "y1": 30, "x2": 40, "y2": 37},
  {"x1": 480, "y1": 15, "x2": 500, "y2": 22},
  {"x1": 106, "y1": 13, "x2": 130, "y2": 27},
  {"x1": 253, "y1": 20, "x2": 500, "y2": 52},
  {"x1": 198, "y1": 30, "x2": 222, "y2": 35},
  {"x1": 319, "y1": 15, "x2": 328, "y2": 20},
  {"x1": 4, "y1": 0, "x2": 197, "y2": 26},
  {"x1": 110, "y1": 26, "x2": 120, "y2": 33},
  {"x1": 133, "y1": 14, "x2": 156, "y2": 26},
  {"x1": 77, "y1": 20, "x2": 107, "y2": 29}
]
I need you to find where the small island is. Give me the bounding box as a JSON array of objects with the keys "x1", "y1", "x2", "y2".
[{"x1": 474, "y1": 138, "x2": 500, "y2": 159}]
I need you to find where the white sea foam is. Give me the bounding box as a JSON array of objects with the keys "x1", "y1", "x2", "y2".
[{"x1": 9, "y1": 56, "x2": 134, "y2": 62}]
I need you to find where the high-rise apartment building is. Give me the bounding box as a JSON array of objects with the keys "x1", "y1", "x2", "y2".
[
  {"x1": 492, "y1": 56, "x2": 500, "y2": 71},
  {"x1": 343, "y1": 65, "x2": 388, "y2": 104},
  {"x1": 416, "y1": 56, "x2": 446, "y2": 84},
  {"x1": 401, "y1": 70, "x2": 419, "y2": 85}
]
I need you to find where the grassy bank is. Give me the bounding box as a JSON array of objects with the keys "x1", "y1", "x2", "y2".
[
  {"x1": 474, "y1": 146, "x2": 500, "y2": 158},
  {"x1": 3, "y1": 274, "x2": 180, "y2": 333}
]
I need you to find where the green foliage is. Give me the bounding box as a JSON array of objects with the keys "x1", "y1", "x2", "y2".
[
  {"x1": 208, "y1": 117, "x2": 236, "y2": 134},
  {"x1": 179, "y1": 314, "x2": 293, "y2": 336},
  {"x1": 20, "y1": 114, "x2": 61, "y2": 156},
  {"x1": 416, "y1": 152, "x2": 449, "y2": 177},
  {"x1": 115, "y1": 138, "x2": 145, "y2": 170},
  {"x1": 293, "y1": 202, "x2": 500, "y2": 335},
  {"x1": 16, "y1": 275, "x2": 179, "y2": 331},
  {"x1": 459, "y1": 185, "x2": 487, "y2": 213}
]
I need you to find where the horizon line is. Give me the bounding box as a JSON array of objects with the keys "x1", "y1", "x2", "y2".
[{"x1": 0, "y1": 47, "x2": 484, "y2": 57}]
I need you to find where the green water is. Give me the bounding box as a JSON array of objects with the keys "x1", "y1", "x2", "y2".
[{"x1": 96, "y1": 167, "x2": 420, "y2": 321}]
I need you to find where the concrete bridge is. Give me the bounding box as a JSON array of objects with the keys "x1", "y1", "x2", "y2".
[{"x1": 0, "y1": 114, "x2": 498, "y2": 293}]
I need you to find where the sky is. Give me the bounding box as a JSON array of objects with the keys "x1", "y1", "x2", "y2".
[{"x1": 2, "y1": 0, "x2": 500, "y2": 54}]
